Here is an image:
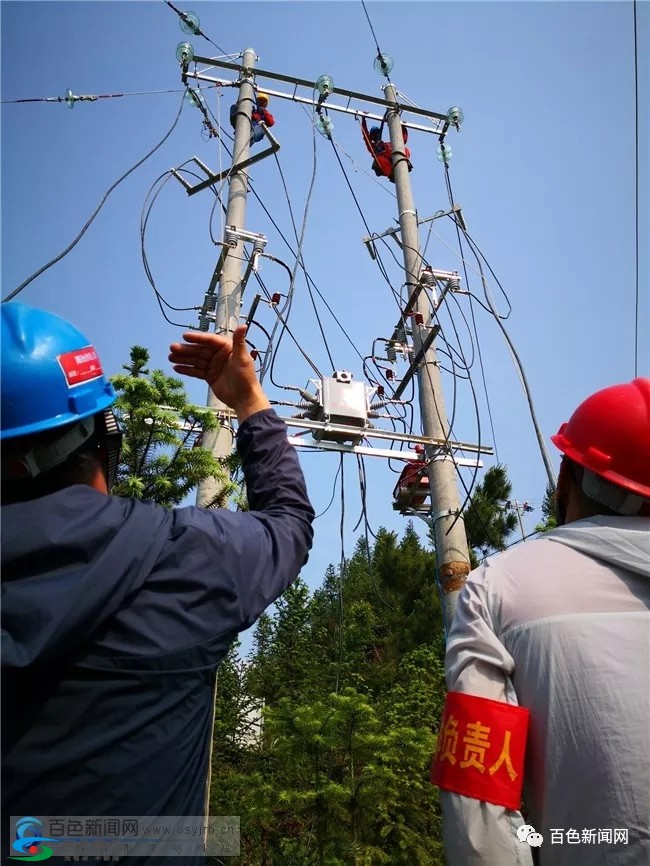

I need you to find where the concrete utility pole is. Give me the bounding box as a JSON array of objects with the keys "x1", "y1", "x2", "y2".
[
  {"x1": 384, "y1": 84, "x2": 471, "y2": 626},
  {"x1": 196, "y1": 48, "x2": 256, "y2": 507},
  {"x1": 508, "y1": 500, "x2": 533, "y2": 543}
]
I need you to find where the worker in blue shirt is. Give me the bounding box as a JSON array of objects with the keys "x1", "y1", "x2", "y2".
[{"x1": 1, "y1": 303, "x2": 315, "y2": 865}]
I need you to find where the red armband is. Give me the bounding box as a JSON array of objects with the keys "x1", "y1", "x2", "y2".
[{"x1": 431, "y1": 691, "x2": 529, "y2": 810}]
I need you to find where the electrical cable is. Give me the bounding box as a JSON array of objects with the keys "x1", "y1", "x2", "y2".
[
  {"x1": 324, "y1": 121, "x2": 408, "y2": 319},
  {"x1": 352, "y1": 454, "x2": 378, "y2": 539},
  {"x1": 329, "y1": 126, "x2": 483, "y2": 530},
  {"x1": 163, "y1": 0, "x2": 232, "y2": 59},
  {"x1": 314, "y1": 457, "x2": 343, "y2": 519},
  {"x1": 193, "y1": 105, "x2": 325, "y2": 371},
  {"x1": 335, "y1": 454, "x2": 345, "y2": 695},
  {"x1": 140, "y1": 170, "x2": 199, "y2": 326},
  {"x1": 331, "y1": 128, "x2": 396, "y2": 197},
  {"x1": 260, "y1": 118, "x2": 324, "y2": 386},
  {"x1": 388, "y1": 181, "x2": 493, "y2": 549},
  {"x1": 4, "y1": 92, "x2": 185, "y2": 303},
  {"x1": 360, "y1": 0, "x2": 391, "y2": 80},
  {"x1": 141, "y1": 167, "x2": 210, "y2": 310},
  {"x1": 443, "y1": 166, "x2": 500, "y2": 461},
  {"x1": 450, "y1": 212, "x2": 557, "y2": 490},
  {"x1": 268, "y1": 151, "x2": 337, "y2": 372},
  {"x1": 260, "y1": 253, "x2": 333, "y2": 377},
  {"x1": 1, "y1": 85, "x2": 217, "y2": 105},
  {"x1": 201, "y1": 112, "x2": 366, "y2": 364},
  {"x1": 253, "y1": 271, "x2": 323, "y2": 380},
  {"x1": 356, "y1": 455, "x2": 395, "y2": 610},
  {"x1": 420, "y1": 222, "x2": 512, "y2": 316},
  {"x1": 444, "y1": 221, "x2": 513, "y2": 319},
  {"x1": 325, "y1": 136, "x2": 468, "y2": 473}
]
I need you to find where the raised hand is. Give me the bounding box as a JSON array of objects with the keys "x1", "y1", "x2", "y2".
[{"x1": 169, "y1": 325, "x2": 270, "y2": 423}]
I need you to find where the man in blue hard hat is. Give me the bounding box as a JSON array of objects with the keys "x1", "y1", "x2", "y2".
[
  {"x1": 1, "y1": 302, "x2": 315, "y2": 864},
  {"x1": 360, "y1": 115, "x2": 412, "y2": 183}
]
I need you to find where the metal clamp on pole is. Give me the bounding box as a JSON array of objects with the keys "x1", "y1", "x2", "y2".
[{"x1": 431, "y1": 507, "x2": 459, "y2": 524}]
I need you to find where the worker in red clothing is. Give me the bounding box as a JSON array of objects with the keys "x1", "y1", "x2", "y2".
[
  {"x1": 230, "y1": 91, "x2": 275, "y2": 146},
  {"x1": 361, "y1": 116, "x2": 412, "y2": 183}
]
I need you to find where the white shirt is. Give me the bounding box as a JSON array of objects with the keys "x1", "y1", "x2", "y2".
[{"x1": 440, "y1": 516, "x2": 650, "y2": 866}]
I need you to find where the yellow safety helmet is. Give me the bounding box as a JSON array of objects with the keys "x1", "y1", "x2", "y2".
[{"x1": 257, "y1": 92, "x2": 270, "y2": 106}]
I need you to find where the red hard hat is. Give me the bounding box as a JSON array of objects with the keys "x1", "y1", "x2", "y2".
[{"x1": 551, "y1": 378, "x2": 650, "y2": 499}]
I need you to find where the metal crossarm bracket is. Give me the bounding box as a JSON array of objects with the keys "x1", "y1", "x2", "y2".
[
  {"x1": 287, "y1": 436, "x2": 484, "y2": 466},
  {"x1": 278, "y1": 416, "x2": 492, "y2": 455},
  {"x1": 185, "y1": 124, "x2": 281, "y2": 196}
]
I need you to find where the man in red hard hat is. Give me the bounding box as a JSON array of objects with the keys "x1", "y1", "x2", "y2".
[{"x1": 432, "y1": 379, "x2": 650, "y2": 866}]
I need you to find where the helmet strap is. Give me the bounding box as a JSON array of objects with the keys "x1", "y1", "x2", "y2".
[
  {"x1": 3, "y1": 417, "x2": 96, "y2": 480},
  {"x1": 581, "y1": 468, "x2": 646, "y2": 517},
  {"x1": 101, "y1": 409, "x2": 122, "y2": 490}
]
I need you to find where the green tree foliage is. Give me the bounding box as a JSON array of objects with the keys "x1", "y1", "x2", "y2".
[
  {"x1": 210, "y1": 525, "x2": 448, "y2": 865},
  {"x1": 535, "y1": 482, "x2": 558, "y2": 533},
  {"x1": 110, "y1": 346, "x2": 235, "y2": 507},
  {"x1": 463, "y1": 465, "x2": 518, "y2": 563}
]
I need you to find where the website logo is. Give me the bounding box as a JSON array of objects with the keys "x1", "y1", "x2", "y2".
[{"x1": 9, "y1": 817, "x2": 57, "y2": 861}]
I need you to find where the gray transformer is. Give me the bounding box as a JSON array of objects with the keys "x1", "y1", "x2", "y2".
[{"x1": 314, "y1": 371, "x2": 369, "y2": 443}]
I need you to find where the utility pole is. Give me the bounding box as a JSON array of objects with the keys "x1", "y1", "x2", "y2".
[
  {"x1": 507, "y1": 500, "x2": 534, "y2": 543},
  {"x1": 196, "y1": 48, "x2": 256, "y2": 507},
  {"x1": 384, "y1": 84, "x2": 470, "y2": 627}
]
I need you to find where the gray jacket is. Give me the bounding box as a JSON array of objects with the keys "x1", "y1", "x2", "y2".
[{"x1": 440, "y1": 517, "x2": 650, "y2": 866}]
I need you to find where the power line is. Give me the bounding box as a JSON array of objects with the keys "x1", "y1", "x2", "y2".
[
  {"x1": 270, "y1": 152, "x2": 336, "y2": 372},
  {"x1": 356, "y1": 455, "x2": 395, "y2": 610},
  {"x1": 207, "y1": 110, "x2": 365, "y2": 371},
  {"x1": 163, "y1": 0, "x2": 232, "y2": 59},
  {"x1": 443, "y1": 165, "x2": 500, "y2": 462},
  {"x1": 360, "y1": 0, "x2": 391, "y2": 80},
  {"x1": 4, "y1": 92, "x2": 185, "y2": 303},
  {"x1": 323, "y1": 118, "x2": 409, "y2": 318},
  {"x1": 140, "y1": 168, "x2": 203, "y2": 327},
  {"x1": 331, "y1": 133, "x2": 396, "y2": 198},
  {"x1": 314, "y1": 457, "x2": 343, "y2": 519},
  {"x1": 325, "y1": 118, "x2": 481, "y2": 504},
  {"x1": 1, "y1": 85, "x2": 212, "y2": 105},
  {"x1": 335, "y1": 454, "x2": 345, "y2": 695},
  {"x1": 178, "y1": 104, "x2": 329, "y2": 379},
  {"x1": 452, "y1": 214, "x2": 557, "y2": 490},
  {"x1": 260, "y1": 120, "x2": 321, "y2": 383}
]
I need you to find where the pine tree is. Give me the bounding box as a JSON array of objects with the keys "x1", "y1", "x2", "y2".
[
  {"x1": 535, "y1": 482, "x2": 558, "y2": 533},
  {"x1": 463, "y1": 465, "x2": 518, "y2": 562},
  {"x1": 210, "y1": 525, "x2": 449, "y2": 864},
  {"x1": 110, "y1": 346, "x2": 235, "y2": 507}
]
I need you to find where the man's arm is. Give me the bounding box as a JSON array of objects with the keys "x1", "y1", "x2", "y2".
[
  {"x1": 150, "y1": 328, "x2": 315, "y2": 639},
  {"x1": 438, "y1": 572, "x2": 533, "y2": 866},
  {"x1": 157, "y1": 407, "x2": 314, "y2": 636},
  {"x1": 360, "y1": 117, "x2": 376, "y2": 156},
  {"x1": 258, "y1": 108, "x2": 274, "y2": 127}
]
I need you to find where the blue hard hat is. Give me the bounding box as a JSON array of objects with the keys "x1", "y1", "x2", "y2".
[
  {"x1": 369, "y1": 126, "x2": 381, "y2": 138},
  {"x1": 1, "y1": 302, "x2": 116, "y2": 441}
]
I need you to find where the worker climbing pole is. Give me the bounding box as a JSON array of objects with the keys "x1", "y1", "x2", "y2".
[{"x1": 360, "y1": 114, "x2": 412, "y2": 182}]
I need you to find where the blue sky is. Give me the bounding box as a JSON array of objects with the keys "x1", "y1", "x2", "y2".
[{"x1": 2, "y1": 2, "x2": 648, "y2": 644}]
